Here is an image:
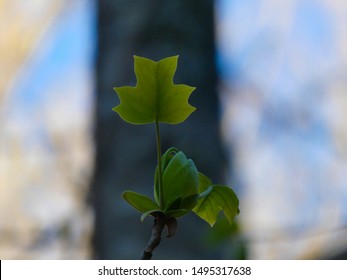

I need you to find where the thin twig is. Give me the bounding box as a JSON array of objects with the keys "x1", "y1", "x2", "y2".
[{"x1": 140, "y1": 212, "x2": 166, "y2": 260}]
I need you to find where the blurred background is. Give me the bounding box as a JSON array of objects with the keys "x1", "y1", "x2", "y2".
[{"x1": 1, "y1": 0, "x2": 347, "y2": 259}]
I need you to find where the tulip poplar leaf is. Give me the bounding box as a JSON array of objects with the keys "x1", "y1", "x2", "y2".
[
  {"x1": 113, "y1": 56, "x2": 196, "y2": 124},
  {"x1": 193, "y1": 185, "x2": 240, "y2": 227}
]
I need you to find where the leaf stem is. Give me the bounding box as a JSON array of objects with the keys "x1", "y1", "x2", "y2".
[{"x1": 155, "y1": 120, "x2": 164, "y2": 209}]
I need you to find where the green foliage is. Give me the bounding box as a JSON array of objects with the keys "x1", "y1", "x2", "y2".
[
  {"x1": 155, "y1": 148, "x2": 199, "y2": 211},
  {"x1": 193, "y1": 184, "x2": 240, "y2": 226},
  {"x1": 113, "y1": 55, "x2": 239, "y2": 231},
  {"x1": 122, "y1": 191, "x2": 159, "y2": 214},
  {"x1": 192, "y1": 172, "x2": 240, "y2": 226},
  {"x1": 113, "y1": 56, "x2": 196, "y2": 124}
]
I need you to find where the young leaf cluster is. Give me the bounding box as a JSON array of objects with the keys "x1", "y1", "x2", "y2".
[
  {"x1": 113, "y1": 55, "x2": 239, "y2": 237},
  {"x1": 122, "y1": 148, "x2": 239, "y2": 227}
]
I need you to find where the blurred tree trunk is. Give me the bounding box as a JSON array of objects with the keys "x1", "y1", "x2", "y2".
[{"x1": 91, "y1": 0, "x2": 227, "y2": 259}]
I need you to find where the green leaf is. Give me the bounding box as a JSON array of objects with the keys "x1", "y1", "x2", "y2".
[
  {"x1": 162, "y1": 151, "x2": 198, "y2": 205},
  {"x1": 113, "y1": 56, "x2": 196, "y2": 124},
  {"x1": 154, "y1": 147, "x2": 179, "y2": 204},
  {"x1": 122, "y1": 191, "x2": 159, "y2": 214},
  {"x1": 193, "y1": 185, "x2": 240, "y2": 227},
  {"x1": 158, "y1": 149, "x2": 199, "y2": 211}
]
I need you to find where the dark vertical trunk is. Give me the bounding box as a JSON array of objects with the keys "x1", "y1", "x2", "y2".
[{"x1": 91, "y1": 0, "x2": 227, "y2": 259}]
